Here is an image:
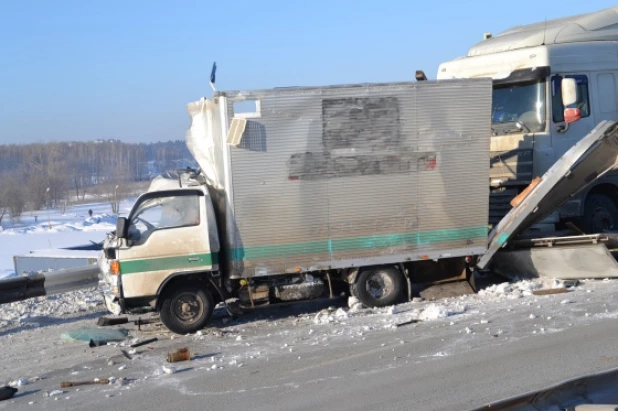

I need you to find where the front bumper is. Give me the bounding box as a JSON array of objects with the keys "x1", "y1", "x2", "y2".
[{"x1": 98, "y1": 280, "x2": 123, "y2": 315}]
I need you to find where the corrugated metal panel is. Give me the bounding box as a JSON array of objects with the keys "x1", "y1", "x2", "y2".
[{"x1": 216, "y1": 80, "x2": 492, "y2": 278}]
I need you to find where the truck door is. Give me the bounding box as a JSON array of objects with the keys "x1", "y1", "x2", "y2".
[
  {"x1": 594, "y1": 72, "x2": 618, "y2": 122},
  {"x1": 551, "y1": 74, "x2": 595, "y2": 161},
  {"x1": 118, "y1": 190, "x2": 215, "y2": 299}
]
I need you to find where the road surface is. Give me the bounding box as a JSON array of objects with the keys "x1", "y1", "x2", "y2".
[{"x1": 2, "y1": 279, "x2": 618, "y2": 410}]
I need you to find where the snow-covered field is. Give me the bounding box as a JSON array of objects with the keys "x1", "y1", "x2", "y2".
[
  {"x1": 3, "y1": 199, "x2": 618, "y2": 409},
  {"x1": 0, "y1": 199, "x2": 133, "y2": 329},
  {"x1": 0, "y1": 199, "x2": 134, "y2": 280}
]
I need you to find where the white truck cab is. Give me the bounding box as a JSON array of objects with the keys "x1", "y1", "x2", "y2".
[
  {"x1": 437, "y1": 7, "x2": 618, "y2": 232},
  {"x1": 99, "y1": 180, "x2": 222, "y2": 332}
]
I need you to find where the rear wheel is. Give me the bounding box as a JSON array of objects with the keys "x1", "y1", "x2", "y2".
[
  {"x1": 581, "y1": 193, "x2": 618, "y2": 233},
  {"x1": 159, "y1": 285, "x2": 214, "y2": 334},
  {"x1": 351, "y1": 267, "x2": 404, "y2": 307}
]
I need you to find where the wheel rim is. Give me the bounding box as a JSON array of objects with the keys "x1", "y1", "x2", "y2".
[
  {"x1": 365, "y1": 271, "x2": 395, "y2": 299},
  {"x1": 590, "y1": 206, "x2": 614, "y2": 232},
  {"x1": 172, "y1": 292, "x2": 204, "y2": 324}
]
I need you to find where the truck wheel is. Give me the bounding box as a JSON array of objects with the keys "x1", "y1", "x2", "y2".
[
  {"x1": 351, "y1": 267, "x2": 404, "y2": 308},
  {"x1": 159, "y1": 285, "x2": 214, "y2": 334},
  {"x1": 581, "y1": 194, "x2": 618, "y2": 234}
]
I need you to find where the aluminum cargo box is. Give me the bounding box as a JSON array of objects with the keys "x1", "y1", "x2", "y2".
[{"x1": 187, "y1": 79, "x2": 492, "y2": 278}]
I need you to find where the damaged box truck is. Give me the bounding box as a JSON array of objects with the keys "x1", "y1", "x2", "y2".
[{"x1": 98, "y1": 79, "x2": 494, "y2": 334}]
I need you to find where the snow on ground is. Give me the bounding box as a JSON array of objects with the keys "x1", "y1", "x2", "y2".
[
  {"x1": 3, "y1": 273, "x2": 618, "y2": 409},
  {"x1": 0, "y1": 288, "x2": 104, "y2": 330}
]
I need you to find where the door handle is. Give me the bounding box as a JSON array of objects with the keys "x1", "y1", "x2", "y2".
[{"x1": 188, "y1": 257, "x2": 200, "y2": 262}]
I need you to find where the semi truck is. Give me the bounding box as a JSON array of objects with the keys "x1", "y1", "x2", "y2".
[
  {"x1": 437, "y1": 6, "x2": 618, "y2": 232},
  {"x1": 98, "y1": 78, "x2": 496, "y2": 334}
]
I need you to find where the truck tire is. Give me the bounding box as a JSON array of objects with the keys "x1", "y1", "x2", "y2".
[
  {"x1": 351, "y1": 267, "x2": 404, "y2": 308},
  {"x1": 159, "y1": 285, "x2": 214, "y2": 334},
  {"x1": 581, "y1": 193, "x2": 618, "y2": 234}
]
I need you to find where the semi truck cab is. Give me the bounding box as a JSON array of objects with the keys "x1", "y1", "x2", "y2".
[{"x1": 437, "y1": 7, "x2": 618, "y2": 232}]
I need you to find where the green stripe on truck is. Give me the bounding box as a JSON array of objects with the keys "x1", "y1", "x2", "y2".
[
  {"x1": 120, "y1": 226, "x2": 487, "y2": 274},
  {"x1": 232, "y1": 226, "x2": 488, "y2": 261},
  {"x1": 120, "y1": 253, "x2": 217, "y2": 275}
]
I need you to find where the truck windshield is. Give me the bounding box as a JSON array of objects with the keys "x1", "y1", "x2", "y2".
[{"x1": 491, "y1": 79, "x2": 546, "y2": 136}]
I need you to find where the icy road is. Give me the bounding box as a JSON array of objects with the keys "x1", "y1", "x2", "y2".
[{"x1": 2, "y1": 277, "x2": 618, "y2": 410}]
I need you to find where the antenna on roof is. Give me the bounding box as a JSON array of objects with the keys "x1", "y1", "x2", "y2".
[
  {"x1": 209, "y1": 62, "x2": 217, "y2": 94},
  {"x1": 542, "y1": 17, "x2": 547, "y2": 45}
]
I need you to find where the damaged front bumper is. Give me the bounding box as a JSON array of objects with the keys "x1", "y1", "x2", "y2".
[
  {"x1": 97, "y1": 250, "x2": 123, "y2": 316},
  {"x1": 99, "y1": 281, "x2": 123, "y2": 315}
]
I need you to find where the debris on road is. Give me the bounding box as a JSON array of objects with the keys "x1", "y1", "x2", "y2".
[
  {"x1": 96, "y1": 316, "x2": 129, "y2": 326},
  {"x1": 161, "y1": 366, "x2": 176, "y2": 375},
  {"x1": 9, "y1": 378, "x2": 29, "y2": 387},
  {"x1": 129, "y1": 337, "x2": 158, "y2": 348},
  {"x1": 167, "y1": 347, "x2": 191, "y2": 363},
  {"x1": 61, "y1": 379, "x2": 110, "y2": 388},
  {"x1": 532, "y1": 288, "x2": 569, "y2": 296},
  {"x1": 120, "y1": 349, "x2": 133, "y2": 360},
  {"x1": 396, "y1": 319, "x2": 421, "y2": 327},
  {"x1": 89, "y1": 339, "x2": 108, "y2": 348},
  {"x1": 44, "y1": 390, "x2": 64, "y2": 397},
  {"x1": 0, "y1": 386, "x2": 17, "y2": 401},
  {"x1": 62, "y1": 326, "x2": 129, "y2": 346},
  {"x1": 135, "y1": 317, "x2": 160, "y2": 331}
]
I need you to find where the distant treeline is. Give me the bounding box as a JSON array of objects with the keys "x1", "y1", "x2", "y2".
[{"x1": 0, "y1": 140, "x2": 195, "y2": 221}]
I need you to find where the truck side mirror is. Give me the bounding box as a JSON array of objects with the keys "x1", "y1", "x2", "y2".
[
  {"x1": 561, "y1": 78, "x2": 579, "y2": 107},
  {"x1": 564, "y1": 108, "x2": 581, "y2": 124},
  {"x1": 116, "y1": 217, "x2": 128, "y2": 239}
]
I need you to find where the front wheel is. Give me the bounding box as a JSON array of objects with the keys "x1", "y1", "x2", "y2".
[
  {"x1": 159, "y1": 285, "x2": 214, "y2": 334},
  {"x1": 580, "y1": 194, "x2": 618, "y2": 234},
  {"x1": 351, "y1": 267, "x2": 404, "y2": 308}
]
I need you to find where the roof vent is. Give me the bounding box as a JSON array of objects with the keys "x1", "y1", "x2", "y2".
[{"x1": 484, "y1": 32, "x2": 492, "y2": 40}]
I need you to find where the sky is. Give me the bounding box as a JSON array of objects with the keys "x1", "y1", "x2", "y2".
[{"x1": 0, "y1": 1, "x2": 616, "y2": 145}]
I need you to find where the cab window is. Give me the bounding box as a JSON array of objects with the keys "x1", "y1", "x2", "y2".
[
  {"x1": 128, "y1": 194, "x2": 200, "y2": 245},
  {"x1": 552, "y1": 75, "x2": 590, "y2": 122}
]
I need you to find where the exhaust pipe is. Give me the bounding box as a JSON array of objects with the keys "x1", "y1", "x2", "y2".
[{"x1": 0, "y1": 265, "x2": 100, "y2": 305}]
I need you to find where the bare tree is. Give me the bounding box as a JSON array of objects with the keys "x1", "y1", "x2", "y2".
[
  {"x1": 0, "y1": 139, "x2": 192, "y2": 214},
  {"x1": 0, "y1": 172, "x2": 25, "y2": 218},
  {"x1": 0, "y1": 190, "x2": 7, "y2": 226}
]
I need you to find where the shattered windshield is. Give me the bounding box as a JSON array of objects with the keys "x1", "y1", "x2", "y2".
[{"x1": 491, "y1": 79, "x2": 546, "y2": 136}]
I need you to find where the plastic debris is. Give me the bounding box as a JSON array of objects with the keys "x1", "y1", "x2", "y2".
[
  {"x1": 162, "y1": 366, "x2": 176, "y2": 375},
  {"x1": 62, "y1": 327, "x2": 129, "y2": 345},
  {"x1": 9, "y1": 378, "x2": 29, "y2": 387}
]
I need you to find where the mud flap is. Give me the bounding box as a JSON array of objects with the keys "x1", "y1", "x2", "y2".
[{"x1": 490, "y1": 243, "x2": 618, "y2": 280}]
